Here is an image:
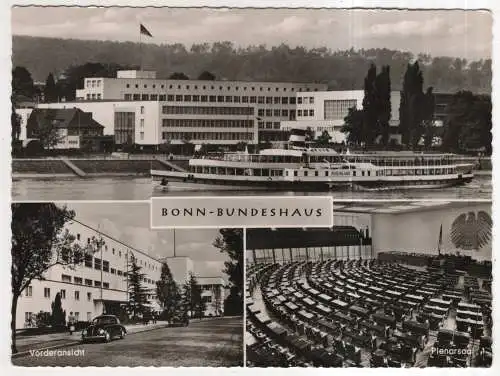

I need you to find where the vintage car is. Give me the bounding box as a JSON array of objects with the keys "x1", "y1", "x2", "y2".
[
  {"x1": 81, "y1": 315, "x2": 127, "y2": 343},
  {"x1": 169, "y1": 313, "x2": 189, "y2": 327}
]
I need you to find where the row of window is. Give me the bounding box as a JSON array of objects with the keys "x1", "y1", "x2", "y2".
[
  {"x1": 297, "y1": 96, "x2": 315, "y2": 104},
  {"x1": 38, "y1": 287, "x2": 98, "y2": 300},
  {"x1": 86, "y1": 79, "x2": 102, "y2": 88},
  {"x1": 86, "y1": 93, "x2": 102, "y2": 100},
  {"x1": 162, "y1": 106, "x2": 254, "y2": 116},
  {"x1": 124, "y1": 82, "x2": 319, "y2": 93},
  {"x1": 80, "y1": 256, "x2": 157, "y2": 284},
  {"x1": 162, "y1": 95, "x2": 298, "y2": 105},
  {"x1": 27, "y1": 286, "x2": 156, "y2": 303},
  {"x1": 258, "y1": 121, "x2": 281, "y2": 130},
  {"x1": 122, "y1": 93, "x2": 302, "y2": 104},
  {"x1": 75, "y1": 234, "x2": 160, "y2": 272},
  {"x1": 257, "y1": 108, "x2": 292, "y2": 117},
  {"x1": 162, "y1": 119, "x2": 254, "y2": 129},
  {"x1": 250, "y1": 246, "x2": 372, "y2": 264},
  {"x1": 161, "y1": 132, "x2": 253, "y2": 141},
  {"x1": 297, "y1": 109, "x2": 315, "y2": 117}
]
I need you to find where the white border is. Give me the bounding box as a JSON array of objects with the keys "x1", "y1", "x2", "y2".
[{"x1": 2, "y1": 1, "x2": 498, "y2": 375}]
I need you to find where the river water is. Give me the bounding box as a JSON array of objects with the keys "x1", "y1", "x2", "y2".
[{"x1": 12, "y1": 175, "x2": 492, "y2": 201}]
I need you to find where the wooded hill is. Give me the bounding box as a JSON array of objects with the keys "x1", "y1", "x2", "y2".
[{"x1": 12, "y1": 35, "x2": 491, "y2": 93}]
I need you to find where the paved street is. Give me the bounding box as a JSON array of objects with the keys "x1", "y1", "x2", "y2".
[{"x1": 13, "y1": 316, "x2": 243, "y2": 367}]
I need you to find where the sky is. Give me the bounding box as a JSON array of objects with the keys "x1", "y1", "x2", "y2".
[
  {"x1": 63, "y1": 202, "x2": 231, "y2": 280},
  {"x1": 11, "y1": 7, "x2": 492, "y2": 60}
]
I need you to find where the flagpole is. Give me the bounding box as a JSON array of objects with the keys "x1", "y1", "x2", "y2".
[{"x1": 139, "y1": 25, "x2": 142, "y2": 71}]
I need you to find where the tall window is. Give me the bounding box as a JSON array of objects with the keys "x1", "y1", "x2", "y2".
[
  {"x1": 60, "y1": 289, "x2": 66, "y2": 299},
  {"x1": 25, "y1": 286, "x2": 33, "y2": 297},
  {"x1": 44, "y1": 288, "x2": 50, "y2": 298},
  {"x1": 74, "y1": 291, "x2": 80, "y2": 300},
  {"x1": 324, "y1": 99, "x2": 358, "y2": 120}
]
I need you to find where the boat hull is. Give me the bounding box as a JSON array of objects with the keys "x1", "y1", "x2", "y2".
[{"x1": 151, "y1": 170, "x2": 474, "y2": 192}]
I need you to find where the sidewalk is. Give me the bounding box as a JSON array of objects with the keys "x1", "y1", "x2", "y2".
[{"x1": 14, "y1": 321, "x2": 169, "y2": 355}]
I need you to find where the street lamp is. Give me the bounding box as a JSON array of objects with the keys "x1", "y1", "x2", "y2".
[{"x1": 95, "y1": 225, "x2": 106, "y2": 314}]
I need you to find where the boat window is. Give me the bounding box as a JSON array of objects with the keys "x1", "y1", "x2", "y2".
[
  {"x1": 304, "y1": 171, "x2": 308, "y2": 177},
  {"x1": 361, "y1": 171, "x2": 365, "y2": 177},
  {"x1": 325, "y1": 171, "x2": 329, "y2": 177},
  {"x1": 315, "y1": 171, "x2": 319, "y2": 177},
  {"x1": 294, "y1": 171, "x2": 298, "y2": 177},
  {"x1": 353, "y1": 171, "x2": 356, "y2": 177},
  {"x1": 367, "y1": 171, "x2": 370, "y2": 176}
]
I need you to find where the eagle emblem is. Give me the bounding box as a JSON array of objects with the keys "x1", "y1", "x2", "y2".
[{"x1": 450, "y1": 211, "x2": 492, "y2": 250}]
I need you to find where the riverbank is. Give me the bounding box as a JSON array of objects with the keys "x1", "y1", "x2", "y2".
[{"x1": 12, "y1": 158, "x2": 189, "y2": 178}]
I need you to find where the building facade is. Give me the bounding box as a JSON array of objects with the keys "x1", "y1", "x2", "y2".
[
  {"x1": 17, "y1": 221, "x2": 226, "y2": 329},
  {"x1": 281, "y1": 90, "x2": 402, "y2": 144},
  {"x1": 39, "y1": 70, "x2": 327, "y2": 146},
  {"x1": 17, "y1": 219, "x2": 163, "y2": 329}
]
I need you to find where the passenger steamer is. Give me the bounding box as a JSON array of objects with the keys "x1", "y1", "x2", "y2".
[{"x1": 151, "y1": 129, "x2": 475, "y2": 192}]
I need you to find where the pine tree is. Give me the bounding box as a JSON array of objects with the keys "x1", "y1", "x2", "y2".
[
  {"x1": 156, "y1": 262, "x2": 182, "y2": 321},
  {"x1": 374, "y1": 65, "x2": 391, "y2": 147},
  {"x1": 362, "y1": 63, "x2": 379, "y2": 146},
  {"x1": 341, "y1": 107, "x2": 364, "y2": 145},
  {"x1": 399, "y1": 61, "x2": 432, "y2": 148},
  {"x1": 126, "y1": 257, "x2": 150, "y2": 320},
  {"x1": 182, "y1": 273, "x2": 204, "y2": 318},
  {"x1": 44, "y1": 73, "x2": 58, "y2": 102},
  {"x1": 50, "y1": 292, "x2": 66, "y2": 327}
]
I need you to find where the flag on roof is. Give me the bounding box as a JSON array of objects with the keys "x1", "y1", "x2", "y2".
[{"x1": 140, "y1": 24, "x2": 153, "y2": 37}]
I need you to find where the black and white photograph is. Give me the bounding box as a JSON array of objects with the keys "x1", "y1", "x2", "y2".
[
  {"x1": 10, "y1": 7, "x2": 492, "y2": 200},
  {"x1": 246, "y1": 201, "x2": 492, "y2": 367},
  {"x1": 10, "y1": 202, "x2": 243, "y2": 366}
]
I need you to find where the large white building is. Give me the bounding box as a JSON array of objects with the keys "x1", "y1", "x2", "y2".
[
  {"x1": 17, "y1": 219, "x2": 226, "y2": 329},
  {"x1": 40, "y1": 70, "x2": 326, "y2": 146},
  {"x1": 281, "y1": 90, "x2": 402, "y2": 144}
]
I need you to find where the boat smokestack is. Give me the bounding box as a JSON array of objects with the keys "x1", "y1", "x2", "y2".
[{"x1": 289, "y1": 128, "x2": 307, "y2": 149}]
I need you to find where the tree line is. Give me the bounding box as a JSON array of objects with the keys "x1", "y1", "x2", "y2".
[
  {"x1": 342, "y1": 62, "x2": 491, "y2": 154},
  {"x1": 13, "y1": 36, "x2": 491, "y2": 93},
  {"x1": 11, "y1": 203, "x2": 243, "y2": 353}
]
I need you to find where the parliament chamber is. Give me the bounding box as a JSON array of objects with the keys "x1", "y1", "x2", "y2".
[{"x1": 245, "y1": 205, "x2": 492, "y2": 368}]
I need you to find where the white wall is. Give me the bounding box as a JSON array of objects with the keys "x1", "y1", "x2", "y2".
[
  {"x1": 37, "y1": 101, "x2": 160, "y2": 144},
  {"x1": 372, "y1": 202, "x2": 492, "y2": 262},
  {"x1": 16, "y1": 220, "x2": 163, "y2": 329}
]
